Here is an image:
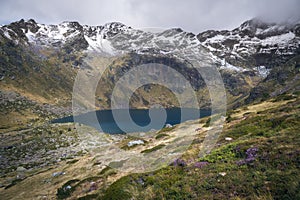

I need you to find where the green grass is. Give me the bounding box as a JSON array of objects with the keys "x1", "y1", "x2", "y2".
[
  {"x1": 225, "y1": 114, "x2": 238, "y2": 123},
  {"x1": 98, "y1": 166, "x2": 117, "y2": 176},
  {"x1": 272, "y1": 93, "x2": 297, "y2": 102},
  {"x1": 66, "y1": 159, "x2": 79, "y2": 164},
  {"x1": 199, "y1": 143, "x2": 240, "y2": 163},
  {"x1": 56, "y1": 179, "x2": 80, "y2": 199},
  {"x1": 141, "y1": 144, "x2": 166, "y2": 153},
  {"x1": 155, "y1": 133, "x2": 169, "y2": 139},
  {"x1": 101, "y1": 176, "x2": 132, "y2": 200},
  {"x1": 203, "y1": 114, "x2": 221, "y2": 127},
  {"x1": 57, "y1": 176, "x2": 104, "y2": 199},
  {"x1": 77, "y1": 194, "x2": 100, "y2": 200},
  {"x1": 99, "y1": 96, "x2": 300, "y2": 199},
  {"x1": 4, "y1": 178, "x2": 24, "y2": 189},
  {"x1": 157, "y1": 126, "x2": 176, "y2": 133}
]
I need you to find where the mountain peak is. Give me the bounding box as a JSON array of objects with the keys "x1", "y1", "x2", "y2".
[
  {"x1": 59, "y1": 21, "x2": 83, "y2": 31},
  {"x1": 101, "y1": 22, "x2": 132, "y2": 38},
  {"x1": 103, "y1": 22, "x2": 131, "y2": 30},
  {"x1": 11, "y1": 18, "x2": 38, "y2": 26},
  {"x1": 238, "y1": 18, "x2": 274, "y2": 31},
  {"x1": 27, "y1": 19, "x2": 37, "y2": 24}
]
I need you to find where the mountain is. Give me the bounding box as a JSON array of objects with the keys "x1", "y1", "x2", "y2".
[
  {"x1": 198, "y1": 18, "x2": 300, "y2": 69},
  {"x1": 0, "y1": 18, "x2": 300, "y2": 199},
  {"x1": 0, "y1": 18, "x2": 299, "y2": 121},
  {"x1": 2, "y1": 18, "x2": 299, "y2": 67}
]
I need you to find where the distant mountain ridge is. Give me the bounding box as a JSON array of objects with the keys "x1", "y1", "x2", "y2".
[
  {"x1": 198, "y1": 18, "x2": 300, "y2": 69},
  {"x1": 0, "y1": 18, "x2": 299, "y2": 114},
  {"x1": 1, "y1": 18, "x2": 299, "y2": 68}
]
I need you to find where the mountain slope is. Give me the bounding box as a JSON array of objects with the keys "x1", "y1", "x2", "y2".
[
  {"x1": 0, "y1": 19, "x2": 259, "y2": 112},
  {"x1": 246, "y1": 55, "x2": 300, "y2": 103},
  {"x1": 0, "y1": 18, "x2": 299, "y2": 117}
]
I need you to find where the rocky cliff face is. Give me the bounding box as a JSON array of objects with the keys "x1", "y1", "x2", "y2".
[{"x1": 197, "y1": 18, "x2": 300, "y2": 69}]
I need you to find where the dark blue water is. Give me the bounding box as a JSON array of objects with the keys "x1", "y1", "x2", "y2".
[{"x1": 52, "y1": 108, "x2": 211, "y2": 134}]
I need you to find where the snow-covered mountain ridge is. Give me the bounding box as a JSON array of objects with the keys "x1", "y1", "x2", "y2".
[
  {"x1": 0, "y1": 18, "x2": 299, "y2": 74},
  {"x1": 197, "y1": 18, "x2": 300, "y2": 68},
  {"x1": 0, "y1": 19, "x2": 203, "y2": 57}
]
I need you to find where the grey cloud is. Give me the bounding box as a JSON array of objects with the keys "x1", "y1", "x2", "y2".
[{"x1": 0, "y1": 0, "x2": 299, "y2": 33}]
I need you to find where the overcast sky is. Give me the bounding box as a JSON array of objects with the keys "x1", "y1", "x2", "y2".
[{"x1": 1, "y1": 0, "x2": 299, "y2": 33}]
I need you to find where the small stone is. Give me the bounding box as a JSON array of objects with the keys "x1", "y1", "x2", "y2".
[
  {"x1": 137, "y1": 177, "x2": 145, "y2": 186},
  {"x1": 16, "y1": 166, "x2": 27, "y2": 172},
  {"x1": 165, "y1": 124, "x2": 173, "y2": 128},
  {"x1": 90, "y1": 181, "x2": 96, "y2": 185},
  {"x1": 89, "y1": 182, "x2": 97, "y2": 191},
  {"x1": 225, "y1": 137, "x2": 233, "y2": 141},
  {"x1": 65, "y1": 185, "x2": 72, "y2": 190},
  {"x1": 127, "y1": 140, "x2": 144, "y2": 147},
  {"x1": 219, "y1": 172, "x2": 227, "y2": 176},
  {"x1": 52, "y1": 171, "x2": 65, "y2": 177},
  {"x1": 195, "y1": 128, "x2": 202, "y2": 131}
]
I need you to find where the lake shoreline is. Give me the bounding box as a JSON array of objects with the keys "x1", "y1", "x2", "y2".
[{"x1": 52, "y1": 108, "x2": 211, "y2": 134}]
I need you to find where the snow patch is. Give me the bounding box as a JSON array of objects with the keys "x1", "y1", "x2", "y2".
[
  {"x1": 127, "y1": 140, "x2": 144, "y2": 147},
  {"x1": 253, "y1": 66, "x2": 270, "y2": 78},
  {"x1": 100, "y1": 39, "x2": 115, "y2": 55},
  {"x1": 210, "y1": 53, "x2": 245, "y2": 72},
  {"x1": 84, "y1": 33, "x2": 116, "y2": 55},
  {"x1": 3, "y1": 29, "x2": 12, "y2": 40},
  {"x1": 205, "y1": 34, "x2": 225, "y2": 43},
  {"x1": 25, "y1": 30, "x2": 36, "y2": 42},
  {"x1": 261, "y1": 32, "x2": 295, "y2": 45},
  {"x1": 219, "y1": 62, "x2": 245, "y2": 72}
]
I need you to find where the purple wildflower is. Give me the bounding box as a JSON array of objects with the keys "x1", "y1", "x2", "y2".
[
  {"x1": 236, "y1": 160, "x2": 246, "y2": 166},
  {"x1": 236, "y1": 147, "x2": 259, "y2": 166},
  {"x1": 246, "y1": 147, "x2": 259, "y2": 158},
  {"x1": 194, "y1": 161, "x2": 209, "y2": 168},
  {"x1": 173, "y1": 158, "x2": 186, "y2": 167}
]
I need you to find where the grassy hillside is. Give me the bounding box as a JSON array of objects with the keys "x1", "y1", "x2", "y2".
[
  {"x1": 0, "y1": 41, "x2": 77, "y2": 105},
  {"x1": 94, "y1": 93, "x2": 300, "y2": 200},
  {"x1": 246, "y1": 55, "x2": 300, "y2": 103},
  {"x1": 0, "y1": 91, "x2": 299, "y2": 199}
]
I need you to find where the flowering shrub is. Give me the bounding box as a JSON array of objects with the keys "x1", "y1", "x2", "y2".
[
  {"x1": 194, "y1": 161, "x2": 209, "y2": 168},
  {"x1": 236, "y1": 147, "x2": 259, "y2": 165}
]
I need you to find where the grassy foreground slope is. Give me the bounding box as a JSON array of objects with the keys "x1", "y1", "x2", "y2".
[
  {"x1": 97, "y1": 93, "x2": 300, "y2": 200},
  {"x1": 0, "y1": 93, "x2": 299, "y2": 199}
]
